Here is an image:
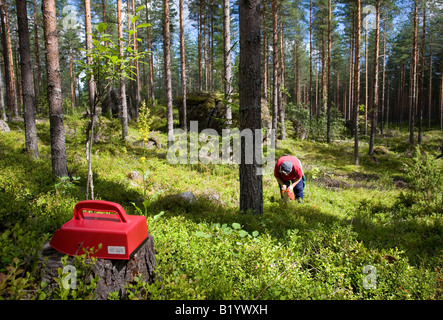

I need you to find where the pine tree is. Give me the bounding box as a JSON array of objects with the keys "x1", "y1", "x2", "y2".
[
  {"x1": 0, "y1": 0, "x2": 18, "y2": 120},
  {"x1": 117, "y1": 0, "x2": 129, "y2": 140},
  {"x1": 163, "y1": 0, "x2": 173, "y2": 147},
  {"x1": 42, "y1": 0, "x2": 68, "y2": 177},
  {"x1": 239, "y1": 0, "x2": 262, "y2": 215},
  {"x1": 16, "y1": 0, "x2": 39, "y2": 158}
]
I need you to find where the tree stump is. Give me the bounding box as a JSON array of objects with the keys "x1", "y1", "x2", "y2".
[{"x1": 38, "y1": 235, "x2": 156, "y2": 300}]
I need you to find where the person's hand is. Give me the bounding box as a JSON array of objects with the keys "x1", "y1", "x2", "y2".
[
  {"x1": 282, "y1": 184, "x2": 287, "y2": 191},
  {"x1": 288, "y1": 185, "x2": 294, "y2": 192}
]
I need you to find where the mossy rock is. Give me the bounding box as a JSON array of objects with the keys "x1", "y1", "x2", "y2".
[
  {"x1": 176, "y1": 92, "x2": 238, "y2": 133},
  {"x1": 373, "y1": 145, "x2": 390, "y2": 155}
]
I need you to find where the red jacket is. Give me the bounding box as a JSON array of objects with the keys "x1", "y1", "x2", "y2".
[{"x1": 274, "y1": 155, "x2": 303, "y2": 182}]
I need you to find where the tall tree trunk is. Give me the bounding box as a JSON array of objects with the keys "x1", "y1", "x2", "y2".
[
  {"x1": 279, "y1": 22, "x2": 286, "y2": 140},
  {"x1": 84, "y1": 0, "x2": 96, "y2": 200},
  {"x1": 197, "y1": 1, "x2": 203, "y2": 92},
  {"x1": 418, "y1": 2, "x2": 426, "y2": 145},
  {"x1": 309, "y1": 0, "x2": 313, "y2": 127},
  {"x1": 353, "y1": 0, "x2": 361, "y2": 166},
  {"x1": 428, "y1": 48, "x2": 432, "y2": 129},
  {"x1": 0, "y1": 0, "x2": 18, "y2": 120},
  {"x1": 321, "y1": 30, "x2": 327, "y2": 116},
  {"x1": 117, "y1": 0, "x2": 129, "y2": 140},
  {"x1": 409, "y1": 2, "x2": 418, "y2": 145},
  {"x1": 327, "y1": 0, "x2": 332, "y2": 143},
  {"x1": 32, "y1": 0, "x2": 42, "y2": 113},
  {"x1": 132, "y1": 0, "x2": 140, "y2": 118},
  {"x1": 440, "y1": 48, "x2": 443, "y2": 130},
  {"x1": 223, "y1": 0, "x2": 232, "y2": 126},
  {"x1": 0, "y1": 61, "x2": 5, "y2": 120},
  {"x1": 238, "y1": 0, "x2": 262, "y2": 215},
  {"x1": 84, "y1": 0, "x2": 95, "y2": 117},
  {"x1": 179, "y1": 0, "x2": 187, "y2": 131},
  {"x1": 380, "y1": 30, "x2": 386, "y2": 134},
  {"x1": 203, "y1": 5, "x2": 208, "y2": 91},
  {"x1": 16, "y1": 0, "x2": 39, "y2": 158},
  {"x1": 364, "y1": 19, "x2": 368, "y2": 134},
  {"x1": 262, "y1": 0, "x2": 268, "y2": 103},
  {"x1": 15, "y1": 42, "x2": 23, "y2": 115},
  {"x1": 369, "y1": 0, "x2": 380, "y2": 156},
  {"x1": 271, "y1": 0, "x2": 278, "y2": 148},
  {"x1": 42, "y1": 0, "x2": 68, "y2": 178},
  {"x1": 145, "y1": 0, "x2": 155, "y2": 102},
  {"x1": 69, "y1": 44, "x2": 76, "y2": 114},
  {"x1": 163, "y1": 0, "x2": 173, "y2": 147},
  {"x1": 293, "y1": 38, "x2": 300, "y2": 105},
  {"x1": 348, "y1": 25, "x2": 354, "y2": 122}
]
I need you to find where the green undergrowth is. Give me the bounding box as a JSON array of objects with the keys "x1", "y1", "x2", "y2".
[{"x1": 0, "y1": 115, "x2": 442, "y2": 300}]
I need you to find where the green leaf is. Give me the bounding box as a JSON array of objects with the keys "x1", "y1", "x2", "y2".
[
  {"x1": 130, "y1": 15, "x2": 139, "y2": 24},
  {"x1": 136, "y1": 23, "x2": 151, "y2": 29},
  {"x1": 95, "y1": 22, "x2": 108, "y2": 33},
  {"x1": 232, "y1": 223, "x2": 241, "y2": 230},
  {"x1": 239, "y1": 230, "x2": 249, "y2": 238},
  {"x1": 135, "y1": 5, "x2": 145, "y2": 14},
  {"x1": 252, "y1": 231, "x2": 259, "y2": 237},
  {"x1": 131, "y1": 202, "x2": 142, "y2": 215},
  {"x1": 153, "y1": 211, "x2": 164, "y2": 221},
  {"x1": 195, "y1": 231, "x2": 212, "y2": 238}
]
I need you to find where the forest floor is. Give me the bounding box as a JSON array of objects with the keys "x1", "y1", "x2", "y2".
[{"x1": 0, "y1": 112, "x2": 442, "y2": 300}]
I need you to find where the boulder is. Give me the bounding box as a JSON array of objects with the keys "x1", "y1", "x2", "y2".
[
  {"x1": 176, "y1": 92, "x2": 233, "y2": 134},
  {"x1": 0, "y1": 120, "x2": 10, "y2": 133},
  {"x1": 176, "y1": 191, "x2": 197, "y2": 204}
]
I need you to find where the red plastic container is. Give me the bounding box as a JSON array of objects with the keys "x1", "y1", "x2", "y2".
[
  {"x1": 50, "y1": 200, "x2": 149, "y2": 260},
  {"x1": 282, "y1": 189, "x2": 295, "y2": 200}
]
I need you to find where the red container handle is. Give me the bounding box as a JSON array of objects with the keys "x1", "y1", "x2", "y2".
[{"x1": 74, "y1": 200, "x2": 128, "y2": 223}]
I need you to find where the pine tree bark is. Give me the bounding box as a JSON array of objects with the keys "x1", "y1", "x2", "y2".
[
  {"x1": 117, "y1": 0, "x2": 129, "y2": 140},
  {"x1": 239, "y1": 0, "x2": 262, "y2": 215},
  {"x1": 327, "y1": 0, "x2": 332, "y2": 143},
  {"x1": 428, "y1": 49, "x2": 432, "y2": 129},
  {"x1": 440, "y1": 48, "x2": 443, "y2": 130},
  {"x1": 145, "y1": 0, "x2": 155, "y2": 102},
  {"x1": 179, "y1": 0, "x2": 187, "y2": 131},
  {"x1": 262, "y1": 0, "x2": 268, "y2": 103},
  {"x1": 0, "y1": 0, "x2": 18, "y2": 120},
  {"x1": 369, "y1": 0, "x2": 380, "y2": 156},
  {"x1": 223, "y1": 0, "x2": 232, "y2": 126},
  {"x1": 353, "y1": 0, "x2": 361, "y2": 166},
  {"x1": 84, "y1": 0, "x2": 95, "y2": 117},
  {"x1": 132, "y1": 0, "x2": 140, "y2": 118},
  {"x1": 309, "y1": 0, "x2": 313, "y2": 126},
  {"x1": 16, "y1": 0, "x2": 39, "y2": 158},
  {"x1": 198, "y1": 1, "x2": 203, "y2": 92},
  {"x1": 271, "y1": 0, "x2": 278, "y2": 148},
  {"x1": 409, "y1": 1, "x2": 418, "y2": 144},
  {"x1": 42, "y1": 0, "x2": 68, "y2": 178},
  {"x1": 32, "y1": 0, "x2": 42, "y2": 113},
  {"x1": 418, "y1": 3, "x2": 426, "y2": 145},
  {"x1": 279, "y1": 22, "x2": 286, "y2": 140},
  {"x1": 381, "y1": 30, "x2": 386, "y2": 134},
  {"x1": 0, "y1": 56, "x2": 6, "y2": 121},
  {"x1": 163, "y1": 0, "x2": 173, "y2": 147},
  {"x1": 69, "y1": 45, "x2": 76, "y2": 114}
]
